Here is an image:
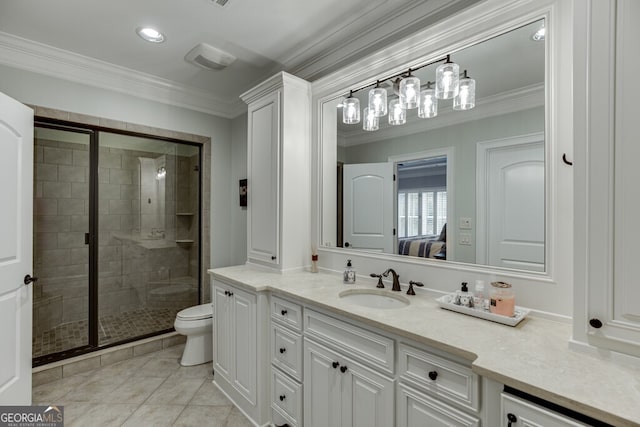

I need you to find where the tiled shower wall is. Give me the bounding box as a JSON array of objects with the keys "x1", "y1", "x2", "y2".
[{"x1": 32, "y1": 107, "x2": 211, "y2": 350}]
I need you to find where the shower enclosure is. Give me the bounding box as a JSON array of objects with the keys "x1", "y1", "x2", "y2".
[{"x1": 32, "y1": 120, "x2": 201, "y2": 365}]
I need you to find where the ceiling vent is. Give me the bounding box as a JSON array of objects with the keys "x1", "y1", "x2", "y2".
[
  {"x1": 185, "y1": 43, "x2": 236, "y2": 71},
  {"x1": 211, "y1": 0, "x2": 231, "y2": 8}
]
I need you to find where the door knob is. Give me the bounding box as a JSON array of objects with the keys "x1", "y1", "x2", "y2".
[
  {"x1": 589, "y1": 318, "x2": 603, "y2": 329},
  {"x1": 428, "y1": 371, "x2": 438, "y2": 381},
  {"x1": 332, "y1": 361, "x2": 340, "y2": 369},
  {"x1": 24, "y1": 274, "x2": 38, "y2": 285},
  {"x1": 344, "y1": 242, "x2": 350, "y2": 247},
  {"x1": 340, "y1": 365, "x2": 348, "y2": 373},
  {"x1": 507, "y1": 412, "x2": 517, "y2": 427}
]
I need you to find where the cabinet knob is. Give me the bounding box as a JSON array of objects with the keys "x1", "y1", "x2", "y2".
[
  {"x1": 589, "y1": 318, "x2": 603, "y2": 329},
  {"x1": 271, "y1": 255, "x2": 277, "y2": 260},
  {"x1": 228, "y1": 291, "x2": 233, "y2": 297},
  {"x1": 340, "y1": 365, "x2": 348, "y2": 373},
  {"x1": 332, "y1": 361, "x2": 340, "y2": 369},
  {"x1": 428, "y1": 371, "x2": 438, "y2": 381},
  {"x1": 279, "y1": 394, "x2": 286, "y2": 402},
  {"x1": 281, "y1": 310, "x2": 288, "y2": 316},
  {"x1": 344, "y1": 242, "x2": 350, "y2": 247},
  {"x1": 507, "y1": 412, "x2": 517, "y2": 427},
  {"x1": 279, "y1": 347, "x2": 286, "y2": 354},
  {"x1": 224, "y1": 290, "x2": 229, "y2": 296}
]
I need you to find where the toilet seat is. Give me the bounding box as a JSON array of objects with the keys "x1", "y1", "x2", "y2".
[{"x1": 177, "y1": 303, "x2": 212, "y2": 321}]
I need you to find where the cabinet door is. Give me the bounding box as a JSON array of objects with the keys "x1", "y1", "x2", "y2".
[
  {"x1": 397, "y1": 384, "x2": 479, "y2": 427},
  {"x1": 579, "y1": 0, "x2": 640, "y2": 354},
  {"x1": 232, "y1": 287, "x2": 257, "y2": 403},
  {"x1": 304, "y1": 340, "x2": 341, "y2": 427},
  {"x1": 247, "y1": 90, "x2": 280, "y2": 265},
  {"x1": 341, "y1": 355, "x2": 394, "y2": 427},
  {"x1": 213, "y1": 284, "x2": 232, "y2": 381}
]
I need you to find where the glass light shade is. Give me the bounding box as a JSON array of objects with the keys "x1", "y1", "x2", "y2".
[
  {"x1": 368, "y1": 87, "x2": 388, "y2": 117},
  {"x1": 418, "y1": 87, "x2": 438, "y2": 118},
  {"x1": 453, "y1": 75, "x2": 475, "y2": 110},
  {"x1": 388, "y1": 99, "x2": 406, "y2": 125},
  {"x1": 362, "y1": 108, "x2": 379, "y2": 131},
  {"x1": 399, "y1": 76, "x2": 421, "y2": 109},
  {"x1": 435, "y1": 61, "x2": 459, "y2": 99},
  {"x1": 342, "y1": 96, "x2": 360, "y2": 124}
]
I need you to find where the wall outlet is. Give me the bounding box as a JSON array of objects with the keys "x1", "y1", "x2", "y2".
[
  {"x1": 459, "y1": 217, "x2": 472, "y2": 230},
  {"x1": 459, "y1": 233, "x2": 472, "y2": 246}
]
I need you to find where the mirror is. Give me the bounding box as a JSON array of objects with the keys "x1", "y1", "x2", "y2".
[{"x1": 325, "y1": 19, "x2": 546, "y2": 272}]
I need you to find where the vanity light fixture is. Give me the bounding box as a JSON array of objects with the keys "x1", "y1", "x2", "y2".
[
  {"x1": 363, "y1": 107, "x2": 379, "y2": 131},
  {"x1": 418, "y1": 81, "x2": 438, "y2": 118},
  {"x1": 453, "y1": 70, "x2": 476, "y2": 110},
  {"x1": 136, "y1": 27, "x2": 166, "y2": 43},
  {"x1": 342, "y1": 91, "x2": 361, "y2": 124},
  {"x1": 388, "y1": 99, "x2": 406, "y2": 125},
  {"x1": 368, "y1": 82, "x2": 388, "y2": 117},
  {"x1": 399, "y1": 71, "x2": 421, "y2": 109},
  {"x1": 341, "y1": 54, "x2": 474, "y2": 129},
  {"x1": 435, "y1": 55, "x2": 459, "y2": 99}
]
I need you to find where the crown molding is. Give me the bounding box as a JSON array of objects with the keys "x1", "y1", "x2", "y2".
[
  {"x1": 288, "y1": 0, "x2": 480, "y2": 82},
  {"x1": 0, "y1": 31, "x2": 246, "y2": 119},
  {"x1": 338, "y1": 83, "x2": 544, "y2": 147}
]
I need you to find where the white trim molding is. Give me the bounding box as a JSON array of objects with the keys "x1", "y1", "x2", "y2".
[{"x1": 0, "y1": 31, "x2": 246, "y2": 119}]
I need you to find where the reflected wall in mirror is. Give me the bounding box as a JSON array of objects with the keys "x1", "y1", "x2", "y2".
[{"x1": 331, "y1": 19, "x2": 546, "y2": 272}]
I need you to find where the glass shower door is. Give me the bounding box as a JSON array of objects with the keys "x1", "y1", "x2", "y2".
[{"x1": 32, "y1": 125, "x2": 93, "y2": 361}]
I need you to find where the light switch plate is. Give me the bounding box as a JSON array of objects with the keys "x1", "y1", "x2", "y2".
[
  {"x1": 459, "y1": 217, "x2": 472, "y2": 230},
  {"x1": 459, "y1": 233, "x2": 472, "y2": 246}
]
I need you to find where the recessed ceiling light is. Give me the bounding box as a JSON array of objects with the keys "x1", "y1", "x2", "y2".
[
  {"x1": 531, "y1": 25, "x2": 545, "y2": 41},
  {"x1": 136, "y1": 27, "x2": 165, "y2": 43}
]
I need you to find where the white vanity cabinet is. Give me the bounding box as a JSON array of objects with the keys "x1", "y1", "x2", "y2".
[
  {"x1": 240, "y1": 72, "x2": 311, "y2": 271},
  {"x1": 304, "y1": 338, "x2": 394, "y2": 427},
  {"x1": 574, "y1": 0, "x2": 640, "y2": 357},
  {"x1": 396, "y1": 343, "x2": 481, "y2": 427},
  {"x1": 303, "y1": 308, "x2": 395, "y2": 427},
  {"x1": 501, "y1": 394, "x2": 588, "y2": 427},
  {"x1": 211, "y1": 278, "x2": 270, "y2": 425},
  {"x1": 270, "y1": 296, "x2": 304, "y2": 426}
]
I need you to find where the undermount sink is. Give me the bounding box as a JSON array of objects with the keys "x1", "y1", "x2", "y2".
[{"x1": 338, "y1": 289, "x2": 410, "y2": 309}]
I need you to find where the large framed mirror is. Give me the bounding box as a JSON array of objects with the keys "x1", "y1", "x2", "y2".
[{"x1": 319, "y1": 17, "x2": 549, "y2": 274}]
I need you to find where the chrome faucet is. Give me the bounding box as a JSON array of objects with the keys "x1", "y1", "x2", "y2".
[{"x1": 382, "y1": 268, "x2": 401, "y2": 292}]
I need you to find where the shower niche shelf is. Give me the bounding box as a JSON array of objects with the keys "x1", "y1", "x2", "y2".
[{"x1": 176, "y1": 211, "x2": 195, "y2": 244}]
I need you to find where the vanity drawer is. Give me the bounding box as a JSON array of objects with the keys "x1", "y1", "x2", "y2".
[
  {"x1": 271, "y1": 296, "x2": 303, "y2": 331},
  {"x1": 398, "y1": 343, "x2": 479, "y2": 412},
  {"x1": 304, "y1": 308, "x2": 394, "y2": 375},
  {"x1": 272, "y1": 367, "x2": 302, "y2": 426},
  {"x1": 271, "y1": 323, "x2": 303, "y2": 381},
  {"x1": 398, "y1": 383, "x2": 480, "y2": 427}
]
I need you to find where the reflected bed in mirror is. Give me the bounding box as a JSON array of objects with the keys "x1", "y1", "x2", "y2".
[{"x1": 328, "y1": 19, "x2": 546, "y2": 272}]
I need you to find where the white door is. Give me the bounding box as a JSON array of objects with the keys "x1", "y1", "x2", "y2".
[
  {"x1": 477, "y1": 134, "x2": 544, "y2": 272},
  {"x1": 0, "y1": 92, "x2": 33, "y2": 405},
  {"x1": 343, "y1": 162, "x2": 394, "y2": 252},
  {"x1": 231, "y1": 287, "x2": 256, "y2": 403}
]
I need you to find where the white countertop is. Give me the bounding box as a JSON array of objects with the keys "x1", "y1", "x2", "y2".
[{"x1": 209, "y1": 265, "x2": 640, "y2": 427}]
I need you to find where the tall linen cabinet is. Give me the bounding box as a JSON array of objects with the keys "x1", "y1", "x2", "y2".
[{"x1": 240, "y1": 72, "x2": 312, "y2": 272}]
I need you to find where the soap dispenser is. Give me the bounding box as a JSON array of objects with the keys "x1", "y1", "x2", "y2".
[
  {"x1": 454, "y1": 282, "x2": 474, "y2": 308},
  {"x1": 343, "y1": 260, "x2": 356, "y2": 284}
]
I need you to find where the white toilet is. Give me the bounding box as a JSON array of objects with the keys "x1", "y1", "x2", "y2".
[{"x1": 173, "y1": 303, "x2": 213, "y2": 366}]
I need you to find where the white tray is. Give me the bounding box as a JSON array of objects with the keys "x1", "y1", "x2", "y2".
[{"x1": 435, "y1": 294, "x2": 529, "y2": 326}]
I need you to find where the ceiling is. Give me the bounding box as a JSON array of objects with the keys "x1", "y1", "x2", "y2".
[{"x1": 0, "y1": 0, "x2": 479, "y2": 118}]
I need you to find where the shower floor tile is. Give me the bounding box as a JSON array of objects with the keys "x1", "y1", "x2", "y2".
[{"x1": 33, "y1": 307, "x2": 181, "y2": 359}]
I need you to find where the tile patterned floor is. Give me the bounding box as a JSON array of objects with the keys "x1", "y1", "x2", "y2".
[
  {"x1": 33, "y1": 308, "x2": 181, "y2": 358},
  {"x1": 32, "y1": 344, "x2": 252, "y2": 427}
]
